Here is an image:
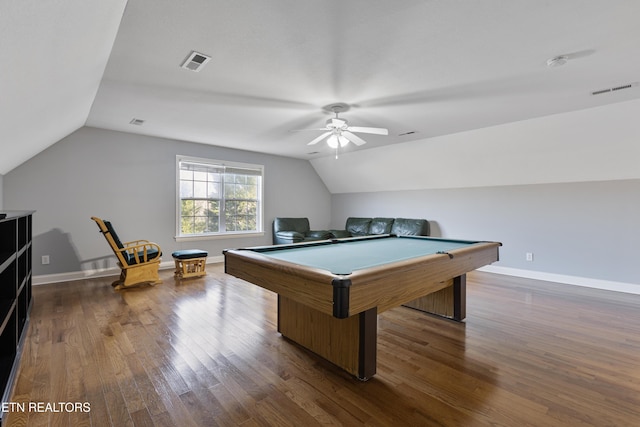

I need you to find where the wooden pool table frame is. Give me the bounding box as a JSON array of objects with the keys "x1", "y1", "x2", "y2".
[{"x1": 224, "y1": 235, "x2": 501, "y2": 380}]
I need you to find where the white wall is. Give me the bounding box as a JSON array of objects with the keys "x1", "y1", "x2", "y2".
[
  {"x1": 3, "y1": 127, "x2": 331, "y2": 277},
  {"x1": 0, "y1": 174, "x2": 3, "y2": 210}
]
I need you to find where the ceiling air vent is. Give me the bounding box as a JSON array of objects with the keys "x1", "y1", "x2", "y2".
[
  {"x1": 129, "y1": 118, "x2": 145, "y2": 126},
  {"x1": 591, "y1": 82, "x2": 638, "y2": 96},
  {"x1": 181, "y1": 51, "x2": 211, "y2": 72}
]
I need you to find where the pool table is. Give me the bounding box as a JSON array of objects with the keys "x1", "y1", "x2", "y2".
[{"x1": 224, "y1": 234, "x2": 501, "y2": 380}]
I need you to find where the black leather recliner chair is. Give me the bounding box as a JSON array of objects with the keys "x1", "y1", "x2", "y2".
[{"x1": 272, "y1": 217, "x2": 332, "y2": 245}]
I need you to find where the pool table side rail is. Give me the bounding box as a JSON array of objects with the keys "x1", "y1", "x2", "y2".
[{"x1": 224, "y1": 248, "x2": 337, "y2": 316}]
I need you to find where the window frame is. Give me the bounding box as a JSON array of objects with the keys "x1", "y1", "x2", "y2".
[{"x1": 175, "y1": 155, "x2": 264, "y2": 242}]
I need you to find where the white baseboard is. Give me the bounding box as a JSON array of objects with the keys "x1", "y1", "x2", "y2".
[
  {"x1": 33, "y1": 255, "x2": 225, "y2": 285},
  {"x1": 34, "y1": 258, "x2": 639, "y2": 296},
  {"x1": 479, "y1": 265, "x2": 640, "y2": 295}
]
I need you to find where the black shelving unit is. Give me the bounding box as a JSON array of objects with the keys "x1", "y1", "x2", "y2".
[{"x1": 0, "y1": 211, "x2": 33, "y2": 425}]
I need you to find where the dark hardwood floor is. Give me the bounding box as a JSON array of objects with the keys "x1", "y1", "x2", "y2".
[{"x1": 5, "y1": 265, "x2": 640, "y2": 426}]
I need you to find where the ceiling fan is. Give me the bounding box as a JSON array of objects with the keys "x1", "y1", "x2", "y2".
[{"x1": 294, "y1": 103, "x2": 388, "y2": 151}]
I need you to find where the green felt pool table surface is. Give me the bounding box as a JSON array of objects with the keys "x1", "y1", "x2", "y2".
[{"x1": 253, "y1": 235, "x2": 483, "y2": 275}]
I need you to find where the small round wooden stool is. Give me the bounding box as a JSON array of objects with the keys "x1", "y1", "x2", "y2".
[{"x1": 172, "y1": 249, "x2": 208, "y2": 279}]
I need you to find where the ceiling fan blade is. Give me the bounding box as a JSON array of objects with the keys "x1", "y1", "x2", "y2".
[
  {"x1": 342, "y1": 131, "x2": 367, "y2": 146},
  {"x1": 307, "y1": 131, "x2": 332, "y2": 145},
  {"x1": 290, "y1": 128, "x2": 329, "y2": 132},
  {"x1": 347, "y1": 126, "x2": 388, "y2": 135}
]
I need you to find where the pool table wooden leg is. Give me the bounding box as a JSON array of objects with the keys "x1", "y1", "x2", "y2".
[
  {"x1": 403, "y1": 274, "x2": 467, "y2": 321},
  {"x1": 453, "y1": 274, "x2": 466, "y2": 320},
  {"x1": 277, "y1": 295, "x2": 377, "y2": 380}
]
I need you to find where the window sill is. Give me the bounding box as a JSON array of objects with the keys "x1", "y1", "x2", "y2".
[{"x1": 175, "y1": 231, "x2": 265, "y2": 242}]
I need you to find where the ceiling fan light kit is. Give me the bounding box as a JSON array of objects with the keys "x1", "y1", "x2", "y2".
[
  {"x1": 297, "y1": 102, "x2": 389, "y2": 156},
  {"x1": 327, "y1": 134, "x2": 349, "y2": 148}
]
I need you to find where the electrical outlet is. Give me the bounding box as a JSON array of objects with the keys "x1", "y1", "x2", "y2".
[
  {"x1": 41, "y1": 255, "x2": 50, "y2": 265},
  {"x1": 526, "y1": 252, "x2": 534, "y2": 262}
]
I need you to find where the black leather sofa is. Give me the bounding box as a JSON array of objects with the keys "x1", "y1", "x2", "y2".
[
  {"x1": 330, "y1": 217, "x2": 430, "y2": 238},
  {"x1": 272, "y1": 216, "x2": 429, "y2": 245}
]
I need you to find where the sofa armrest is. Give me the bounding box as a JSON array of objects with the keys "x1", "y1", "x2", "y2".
[{"x1": 274, "y1": 230, "x2": 305, "y2": 244}]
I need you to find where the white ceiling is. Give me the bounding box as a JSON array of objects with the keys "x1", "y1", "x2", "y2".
[{"x1": 2, "y1": 0, "x2": 640, "y2": 175}]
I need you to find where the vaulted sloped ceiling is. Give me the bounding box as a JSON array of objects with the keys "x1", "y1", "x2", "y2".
[
  {"x1": 0, "y1": 0, "x2": 127, "y2": 175},
  {"x1": 2, "y1": 0, "x2": 640, "y2": 175}
]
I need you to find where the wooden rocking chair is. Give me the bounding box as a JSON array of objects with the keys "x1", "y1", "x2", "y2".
[{"x1": 91, "y1": 216, "x2": 163, "y2": 290}]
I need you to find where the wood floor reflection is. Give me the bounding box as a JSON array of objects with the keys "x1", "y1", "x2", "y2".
[{"x1": 6, "y1": 265, "x2": 640, "y2": 426}]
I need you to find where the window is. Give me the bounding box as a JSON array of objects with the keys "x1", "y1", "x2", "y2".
[{"x1": 176, "y1": 156, "x2": 263, "y2": 239}]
